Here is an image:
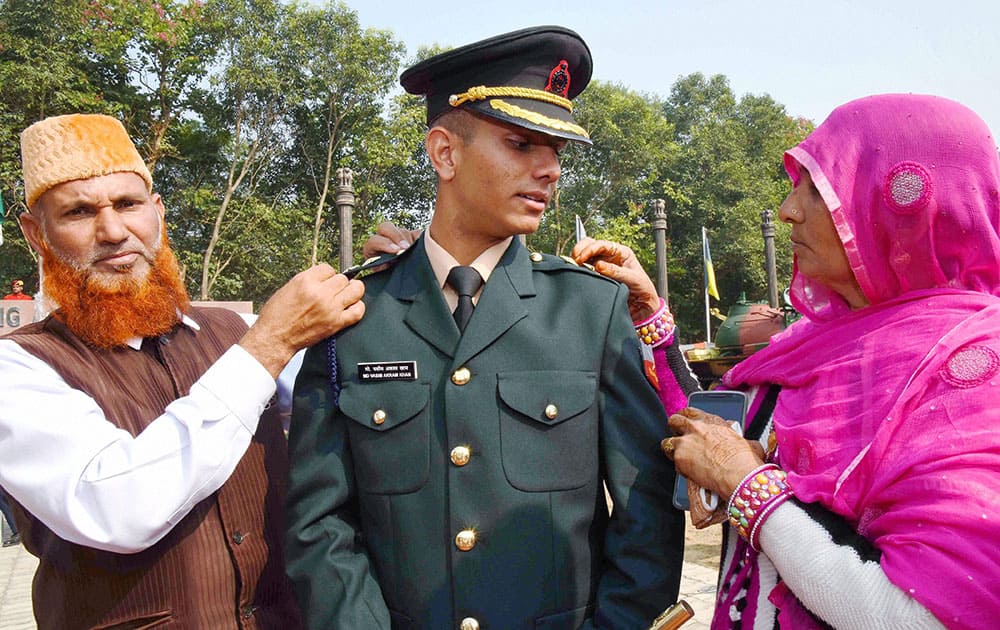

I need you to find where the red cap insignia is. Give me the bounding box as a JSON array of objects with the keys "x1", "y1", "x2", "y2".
[{"x1": 545, "y1": 60, "x2": 570, "y2": 97}]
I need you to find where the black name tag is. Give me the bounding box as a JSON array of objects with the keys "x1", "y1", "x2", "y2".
[{"x1": 357, "y1": 361, "x2": 418, "y2": 382}]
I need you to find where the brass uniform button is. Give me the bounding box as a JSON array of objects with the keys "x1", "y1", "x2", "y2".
[
  {"x1": 460, "y1": 618, "x2": 480, "y2": 630},
  {"x1": 544, "y1": 404, "x2": 559, "y2": 420},
  {"x1": 451, "y1": 367, "x2": 471, "y2": 385},
  {"x1": 450, "y1": 446, "x2": 471, "y2": 467},
  {"x1": 455, "y1": 529, "x2": 476, "y2": 551},
  {"x1": 372, "y1": 409, "x2": 387, "y2": 425},
  {"x1": 529, "y1": 252, "x2": 544, "y2": 262}
]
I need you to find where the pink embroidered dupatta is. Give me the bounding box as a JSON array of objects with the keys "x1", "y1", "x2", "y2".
[{"x1": 725, "y1": 94, "x2": 1000, "y2": 628}]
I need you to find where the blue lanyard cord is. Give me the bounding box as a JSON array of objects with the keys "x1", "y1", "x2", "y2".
[{"x1": 326, "y1": 335, "x2": 341, "y2": 409}]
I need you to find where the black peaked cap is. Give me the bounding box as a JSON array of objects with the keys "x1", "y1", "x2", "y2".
[{"x1": 400, "y1": 25, "x2": 593, "y2": 144}]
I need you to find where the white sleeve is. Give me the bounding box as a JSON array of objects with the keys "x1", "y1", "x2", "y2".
[
  {"x1": 0, "y1": 338, "x2": 277, "y2": 554},
  {"x1": 238, "y1": 311, "x2": 302, "y2": 422},
  {"x1": 759, "y1": 501, "x2": 945, "y2": 629}
]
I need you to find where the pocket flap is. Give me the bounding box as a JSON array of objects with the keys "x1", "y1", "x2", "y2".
[
  {"x1": 497, "y1": 371, "x2": 597, "y2": 426},
  {"x1": 339, "y1": 381, "x2": 430, "y2": 432}
]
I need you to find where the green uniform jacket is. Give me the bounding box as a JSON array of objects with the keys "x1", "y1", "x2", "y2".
[{"x1": 285, "y1": 238, "x2": 684, "y2": 629}]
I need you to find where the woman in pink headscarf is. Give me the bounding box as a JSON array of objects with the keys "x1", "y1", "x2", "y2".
[{"x1": 654, "y1": 94, "x2": 1000, "y2": 629}]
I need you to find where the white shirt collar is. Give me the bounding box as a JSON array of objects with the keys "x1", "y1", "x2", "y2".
[
  {"x1": 126, "y1": 311, "x2": 200, "y2": 351},
  {"x1": 423, "y1": 229, "x2": 512, "y2": 291},
  {"x1": 423, "y1": 230, "x2": 512, "y2": 312}
]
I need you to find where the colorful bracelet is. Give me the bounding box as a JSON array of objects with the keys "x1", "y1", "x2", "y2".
[
  {"x1": 634, "y1": 297, "x2": 675, "y2": 349},
  {"x1": 727, "y1": 463, "x2": 794, "y2": 551}
]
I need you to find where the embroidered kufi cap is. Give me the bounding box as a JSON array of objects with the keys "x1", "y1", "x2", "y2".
[
  {"x1": 20, "y1": 114, "x2": 152, "y2": 209},
  {"x1": 400, "y1": 25, "x2": 593, "y2": 144}
]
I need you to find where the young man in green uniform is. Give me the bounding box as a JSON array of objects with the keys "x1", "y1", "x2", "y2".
[{"x1": 285, "y1": 26, "x2": 684, "y2": 629}]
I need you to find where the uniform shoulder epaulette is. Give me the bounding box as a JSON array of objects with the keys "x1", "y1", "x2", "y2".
[
  {"x1": 528, "y1": 251, "x2": 616, "y2": 284},
  {"x1": 343, "y1": 249, "x2": 409, "y2": 280}
]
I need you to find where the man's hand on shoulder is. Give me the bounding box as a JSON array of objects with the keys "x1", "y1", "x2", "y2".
[{"x1": 240, "y1": 264, "x2": 365, "y2": 378}]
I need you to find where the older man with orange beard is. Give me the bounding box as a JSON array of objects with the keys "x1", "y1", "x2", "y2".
[{"x1": 0, "y1": 114, "x2": 364, "y2": 629}]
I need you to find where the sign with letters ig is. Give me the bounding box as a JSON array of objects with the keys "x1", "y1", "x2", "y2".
[{"x1": 0, "y1": 301, "x2": 36, "y2": 335}]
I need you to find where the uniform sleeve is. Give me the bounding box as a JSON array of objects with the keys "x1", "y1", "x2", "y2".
[
  {"x1": 587, "y1": 284, "x2": 687, "y2": 628},
  {"x1": 0, "y1": 339, "x2": 273, "y2": 553},
  {"x1": 284, "y1": 341, "x2": 391, "y2": 629}
]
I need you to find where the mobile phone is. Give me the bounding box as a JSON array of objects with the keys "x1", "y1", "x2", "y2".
[{"x1": 672, "y1": 390, "x2": 747, "y2": 511}]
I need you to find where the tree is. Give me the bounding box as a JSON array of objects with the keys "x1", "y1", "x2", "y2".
[
  {"x1": 0, "y1": 4, "x2": 812, "y2": 323},
  {"x1": 82, "y1": 0, "x2": 222, "y2": 172},
  {"x1": 281, "y1": 2, "x2": 406, "y2": 266},
  {"x1": 660, "y1": 73, "x2": 811, "y2": 340},
  {"x1": 338, "y1": 91, "x2": 429, "y2": 259},
  {"x1": 0, "y1": 0, "x2": 113, "y2": 286},
  {"x1": 184, "y1": 0, "x2": 297, "y2": 299},
  {"x1": 364, "y1": 44, "x2": 467, "y2": 238},
  {"x1": 534, "y1": 80, "x2": 678, "y2": 265},
  {"x1": 0, "y1": 0, "x2": 223, "y2": 293}
]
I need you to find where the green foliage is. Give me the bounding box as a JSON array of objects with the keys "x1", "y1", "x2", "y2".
[
  {"x1": 534, "y1": 81, "x2": 676, "y2": 262},
  {"x1": 0, "y1": 4, "x2": 810, "y2": 329},
  {"x1": 660, "y1": 73, "x2": 811, "y2": 339},
  {"x1": 279, "y1": 2, "x2": 408, "y2": 266},
  {"x1": 528, "y1": 75, "x2": 809, "y2": 339},
  {"x1": 0, "y1": 0, "x2": 116, "y2": 284}
]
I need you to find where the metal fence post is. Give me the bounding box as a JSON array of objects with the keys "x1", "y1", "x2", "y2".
[
  {"x1": 761, "y1": 208, "x2": 779, "y2": 308},
  {"x1": 335, "y1": 168, "x2": 355, "y2": 272},
  {"x1": 652, "y1": 199, "x2": 669, "y2": 304}
]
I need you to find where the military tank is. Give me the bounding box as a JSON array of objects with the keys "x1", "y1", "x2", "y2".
[{"x1": 684, "y1": 292, "x2": 798, "y2": 388}]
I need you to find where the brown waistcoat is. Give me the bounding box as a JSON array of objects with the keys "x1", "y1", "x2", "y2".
[{"x1": 7, "y1": 307, "x2": 301, "y2": 630}]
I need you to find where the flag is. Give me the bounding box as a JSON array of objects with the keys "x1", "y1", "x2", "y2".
[
  {"x1": 703, "y1": 226, "x2": 719, "y2": 300},
  {"x1": 574, "y1": 214, "x2": 586, "y2": 243}
]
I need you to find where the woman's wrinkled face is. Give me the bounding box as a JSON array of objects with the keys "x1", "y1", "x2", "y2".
[{"x1": 779, "y1": 167, "x2": 868, "y2": 309}]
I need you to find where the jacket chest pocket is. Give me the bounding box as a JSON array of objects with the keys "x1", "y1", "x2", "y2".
[
  {"x1": 338, "y1": 380, "x2": 430, "y2": 494},
  {"x1": 497, "y1": 371, "x2": 598, "y2": 491}
]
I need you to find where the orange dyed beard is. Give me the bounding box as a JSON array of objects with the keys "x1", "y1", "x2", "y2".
[{"x1": 41, "y1": 232, "x2": 190, "y2": 349}]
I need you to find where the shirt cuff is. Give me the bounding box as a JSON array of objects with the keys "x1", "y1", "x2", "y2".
[{"x1": 194, "y1": 344, "x2": 277, "y2": 434}]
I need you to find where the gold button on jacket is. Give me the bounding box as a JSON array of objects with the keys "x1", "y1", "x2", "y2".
[
  {"x1": 460, "y1": 618, "x2": 480, "y2": 630},
  {"x1": 451, "y1": 366, "x2": 471, "y2": 385},
  {"x1": 455, "y1": 529, "x2": 476, "y2": 551},
  {"x1": 450, "y1": 445, "x2": 471, "y2": 466}
]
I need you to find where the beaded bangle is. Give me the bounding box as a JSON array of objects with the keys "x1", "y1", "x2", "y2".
[
  {"x1": 727, "y1": 463, "x2": 794, "y2": 551},
  {"x1": 634, "y1": 297, "x2": 675, "y2": 349}
]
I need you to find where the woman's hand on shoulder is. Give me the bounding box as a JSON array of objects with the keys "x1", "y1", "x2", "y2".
[{"x1": 572, "y1": 237, "x2": 660, "y2": 321}]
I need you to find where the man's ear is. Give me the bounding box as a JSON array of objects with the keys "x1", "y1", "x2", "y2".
[
  {"x1": 426, "y1": 126, "x2": 459, "y2": 181},
  {"x1": 152, "y1": 192, "x2": 166, "y2": 221},
  {"x1": 18, "y1": 210, "x2": 45, "y2": 256}
]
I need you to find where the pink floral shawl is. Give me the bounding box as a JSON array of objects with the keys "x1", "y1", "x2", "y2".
[{"x1": 724, "y1": 94, "x2": 1000, "y2": 628}]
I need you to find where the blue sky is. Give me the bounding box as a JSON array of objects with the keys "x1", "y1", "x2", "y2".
[{"x1": 349, "y1": 0, "x2": 1000, "y2": 138}]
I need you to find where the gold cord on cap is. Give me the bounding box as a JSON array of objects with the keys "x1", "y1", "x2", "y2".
[
  {"x1": 449, "y1": 85, "x2": 573, "y2": 112},
  {"x1": 488, "y1": 99, "x2": 590, "y2": 139}
]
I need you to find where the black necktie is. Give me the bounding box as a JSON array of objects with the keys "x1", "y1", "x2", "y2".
[{"x1": 447, "y1": 266, "x2": 483, "y2": 333}]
